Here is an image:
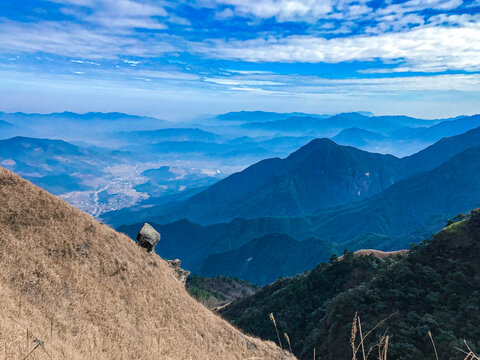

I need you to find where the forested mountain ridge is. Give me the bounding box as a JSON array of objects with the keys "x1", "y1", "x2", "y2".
[{"x1": 221, "y1": 209, "x2": 480, "y2": 359}]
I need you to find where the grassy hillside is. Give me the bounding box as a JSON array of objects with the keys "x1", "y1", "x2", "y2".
[
  {"x1": 0, "y1": 167, "x2": 289, "y2": 360},
  {"x1": 221, "y1": 209, "x2": 480, "y2": 359}
]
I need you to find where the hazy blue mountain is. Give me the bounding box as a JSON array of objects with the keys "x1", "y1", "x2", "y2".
[
  {"x1": 215, "y1": 111, "x2": 329, "y2": 123},
  {"x1": 118, "y1": 216, "x2": 315, "y2": 271},
  {"x1": 126, "y1": 141, "x2": 274, "y2": 164},
  {"x1": 402, "y1": 125, "x2": 480, "y2": 172},
  {"x1": 304, "y1": 146, "x2": 480, "y2": 247},
  {"x1": 0, "y1": 119, "x2": 27, "y2": 139},
  {"x1": 148, "y1": 138, "x2": 404, "y2": 224},
  {"x1": 138, "y1": 141, "x2": 229, "y2": 154},
  {"x1": 0, "y1": 136, "x2": 117, "y2": 176},
  {"x1": 394, "y1": 113, "x2": 480, "y2": 142},
  {"x1": 119, "y1": 126, "x2": 480, "y2": 227},
  {"x1": 241, "y1": 113, "x2": 437, "y2": 135},
  {"x1": 241, "y1": 115, "x2": 329, "y2": 133},
  {"x1": 0, "y1": 120, "x2": 14, "y2": 131},
  {"x1": 0, "y1": 111, "x2": 171, "y2": 142},
  {"x1": 226, "y1": 136, "x2": 258, "y2": 144},
  {"x1": 113, "y1": 128, "x2": 222, "y2": 144},
  {"x1": 142, "y1": 166, "x2": 177, "y2": 181},
  {"x1": 250, "y1": 136, "x2": 315, "y2": 150},
  {"x1": 332, "y1": 127, "x2": 386, "y2": 147},
  {"x1": 221, "y1": 136, "x2": 315, "y2": 159},
  {"x1": 199, "y1": 234, "x2": 337, "y2": 285},
  {"x1": 24, "y1": 174, "x2": 89, "y2": 195},
  {"x1": 1, "y1": 111, "x2": 168, "y2": 124},
  {"x1": 198, "y1": 140, "x2": 480, "y2": 281}
]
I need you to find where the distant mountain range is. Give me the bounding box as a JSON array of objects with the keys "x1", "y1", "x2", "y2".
[
  {"x1": 113, "y1": 126, "x2": 480, "y2": 227},
  {"x1": 143, "y1": 138, "x2": 404, "y2": 224},
  {"x1": 215, "y1": 111, "x2": 330, "y2": 122},
  {"x1": 0, "y1": 120, "x2": 21, "y2": 139},
  {"x1": 4, "y1": 110, "x2": 480, "y2": 275},
  {"x1": 394, "y1": 113, "x2": 480, "y2": 142},
  {"x1": 241, "y1": 113, "x2": 437, "y2": 135},
  {"x1": 0, "y1": 136, "x2": 119, "y2": 177},
  {"x1": 117, "y1": 126, "x2": 480, "y2": 284},
  {"x1": 332, "y1": 127, "x2": 386, "y2": 147},
  {"x1": 114, "y1": 128, "x2": 222, "y2": 144}
]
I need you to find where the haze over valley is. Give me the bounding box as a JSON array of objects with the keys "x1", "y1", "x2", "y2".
[{"x1": 3, "y1": 110, "x2": 480, "y2": 218}]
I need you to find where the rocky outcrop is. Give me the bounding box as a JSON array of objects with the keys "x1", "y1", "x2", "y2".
[
  {"x1": 136, "y1": 223, "x2": 160, "y2": 252},
  {"x1": 136, "y1": 224, "x2": 189, "y2": 283},
  {"x1": 167, "y1": 259, "x2": 190, "y2": 284}
]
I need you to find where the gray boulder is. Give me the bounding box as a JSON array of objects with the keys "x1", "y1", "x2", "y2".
[
  {"x1": 136, "y1": 223, "x2": 161, "y2": 252},
  {"x1": 167, "y1": 259, "x2": 190, "y2": 284}
]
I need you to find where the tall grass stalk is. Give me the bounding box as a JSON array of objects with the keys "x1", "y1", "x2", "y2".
[
  {"x1": 269, "y1": 313, "x2": 283, "y2": 350},
  {"x1": 428, "y1": 331, "x2": 439, "y2": 360},
  {"x1": 284, "y1": 332, "x2": 292, "y2": 355}
]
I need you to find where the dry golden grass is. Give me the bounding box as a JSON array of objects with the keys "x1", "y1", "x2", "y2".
[
  {"x1": 349, "y1": 313, "x2": 394, "y2": 360},
  {"x1": 0, "y1": 167, "x2": 291, "y2": 360},
  {"x1": 348, "y1": 314, "x2": 478, "y2": 360},
  {"x1": 339, "y1": 249, "x2": 409, "y2": 261}
]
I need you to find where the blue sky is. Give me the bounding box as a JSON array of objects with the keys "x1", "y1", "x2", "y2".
[{"x1": 0, "y1": 0, "x2": 480, "y2": 120}]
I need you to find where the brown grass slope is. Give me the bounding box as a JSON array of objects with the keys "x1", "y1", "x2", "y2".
[
  {"x1": 349, "y1": 249, "x2": 408, "y2": 259},
  {"x1": 0, "y1": 167, "x2": 290, "y2": 360}
]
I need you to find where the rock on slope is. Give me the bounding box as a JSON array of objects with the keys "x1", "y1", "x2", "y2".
[{"x1": 0, "y1": 167, "x2": 289, "y2": 360}]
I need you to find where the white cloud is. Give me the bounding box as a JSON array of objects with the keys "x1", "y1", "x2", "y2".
[
  {"x1": 223, "y1": 69, "x2": 275, "y2": 75},
  {"x1": 122, "y1": 59, "x2": 141, "y2": 65},
  {"x1": 376, "y1": 0, "x2": 462, "y2": 17},
  {"x1": 51, "y1": 0, "x2": 170, "y2": 30},
  {"x1": 0, "y1": 20, "x2": 176, "y2": 59},
  {"x1": 124, "y1": 69, "x2": 201, "y2": 80},
  {"x1": 197, "y1": 71, "x2": 480, "y2": 94},
  {"x1": 201, "y1": 0, "x2": 464, "y2": 24},
  {"x1": 427, "y1": 13, "x2": 480, "y2": 26},
  {"x1": 205, "y1": 0, "x2": 334, "y2": 22},
  {"x1": 203, "y1": 77, "x2": 285, "y2": 85},
  {"x1": 227, "y1": 86, "x2": 285, "y2": 94},
  {"x1": 195, "y1": 24, "x2": 480, "y2": 72},
  {"x1": 300, "y1": 74, "x2": 480, "y2": 93},
  {"x1": 215, "y1": 8, "x2": 235, "y2": 19}
]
